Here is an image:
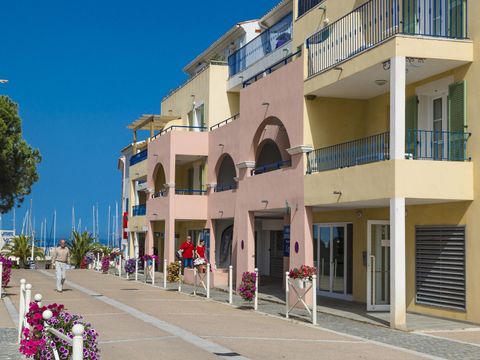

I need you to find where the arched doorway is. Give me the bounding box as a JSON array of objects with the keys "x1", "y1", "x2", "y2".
[
  {"x1": 215, "y1": 154, "x2": 237, "y2": 192},
  {"x1": 153, "y1": 163, "x2": 166, "y2": 197}
]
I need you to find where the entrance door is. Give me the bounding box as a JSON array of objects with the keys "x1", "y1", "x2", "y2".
[
  {"x1": 269, "y1": 231, "x2": 283, "y2": 278},
  {"x1": 314, "y1": 224, "x2": 351, "y2": 298},
  {"x1": 367, "y1": 221, "x2": 390, "y2": 311}
]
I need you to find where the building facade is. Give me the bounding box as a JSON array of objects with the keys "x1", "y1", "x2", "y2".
[{"x1": 120, "y1": 0, "x2": 477, "y2": 329}]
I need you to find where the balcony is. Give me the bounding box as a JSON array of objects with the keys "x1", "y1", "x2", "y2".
[
  {"x1": 210, "y1": 114, "x2": 239, "y2": 131},
  {"x1": 227, "y1": 13, "x2": 293, "y2": 90},
  {"x1": 153, "y1": 125, "x2": 207, "y2": 139},
  {"x1": 306, "y1": 0, "x2": 468, "y2": 78},
  {"x1": 132, "y1": 204, "x2": 146, "y2": 216},
  {"x1": 214, "y1": 183, "x2": 237, "y2": 193},
  {"x1": 297, "y1": 0, "x2": 323, "y2": 18},
  {"x1": 251, "y1": 160, "x2": 292, "y2": 176},
  {"x1": 306, "y1": 130, "x2": 470, "y2": 174},
  {"x1": 174, "y1": 189, "x2": 207, "y2": 196},
  {"x1": 130, "y1": 149, "x2": 147, "y2": 166}
]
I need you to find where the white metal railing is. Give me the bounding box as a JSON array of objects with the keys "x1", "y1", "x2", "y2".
[
  {"x1": 285, "y1": 273, "x2": 317, "y2": 325},
  {"x1": 42, "y1": 309, "x2": 84, "y2": 360},
  {"x1": 193, "y1": 263, "x2": 210, "y2": 298}
]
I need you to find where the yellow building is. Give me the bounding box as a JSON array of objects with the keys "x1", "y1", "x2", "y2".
[{"x1": 119, "y1": 0, "x2": 477, "y2": 329}]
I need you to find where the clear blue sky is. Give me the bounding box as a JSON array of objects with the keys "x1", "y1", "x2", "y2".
[{"x1": 0, "y1": 0, "x2": 279, "y2": 239}]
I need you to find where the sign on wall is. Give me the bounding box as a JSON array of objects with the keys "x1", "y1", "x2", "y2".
[{"x1": 283, "y1": 225, "x2": 290, "y2": 257}]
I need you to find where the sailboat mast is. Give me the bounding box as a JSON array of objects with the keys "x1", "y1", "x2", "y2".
[
  {"x1": 53, "y1": 210, "x2": 57, "y2": 245},
  {"x1": 115, "y1": 202, "x2": 118, "y2": 249}
]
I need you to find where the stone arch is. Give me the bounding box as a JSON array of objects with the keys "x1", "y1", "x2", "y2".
[
  {"x1": 153, "y1": 163, "x2": 166, "y2": 197},
  {"x1": 215, "y1": 154, "x2": 237, "y2": 191}
]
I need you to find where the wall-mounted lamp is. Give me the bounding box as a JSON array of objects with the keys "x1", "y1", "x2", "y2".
[
  {"x1": 305, "y1": 94, "x2": 317, "y2": 101},
  {"x1": 219, "y1": 144, "x2": 224, "y2": 147},
  {"x1": 333, "y1": 191, "x2": 342, "y2": 195},
  {"x1": 262, "y1": 102, "x2": 269, "y2": 106},
  {"x1": 355, "y1": 210, "x2": 363, "y2": 219},
  {"x1": 261, "y1": 200, "x2": 269, "y2": 205}
]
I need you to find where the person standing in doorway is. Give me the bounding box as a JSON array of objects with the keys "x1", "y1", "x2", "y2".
[
  {"x1": 179, "y1": 235, "x2": 194, "y2": 269},
  {"x1": 51, "y1": 239, "x2": 70, "y2": 292}
]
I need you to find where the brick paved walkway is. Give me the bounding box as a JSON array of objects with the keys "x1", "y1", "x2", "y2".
[{"x1": 2, "y1": 269, "x2": 480, "y2": 359}]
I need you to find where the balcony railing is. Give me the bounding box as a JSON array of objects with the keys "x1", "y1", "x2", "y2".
[
  {"x1": 132, "y1": 204, "x2": 146, "y2": 216},
  {"x1": 130, "y1": 150, "x2": 147, "y2": 166},
  {"x1": 307, "y1": 129, "x2": 471, "y2": 173},
  {"x1": 307, "y1": 0, "x2": 468, "y2": 77},
  {"x1": 175, "y1": 189, "x2": 207, "y2": 195},
  {"x1": 298, "y1": 0, "x2": 323, "y2": 17},
  {"x1": 210, "y1": 114, "x2": 240, "y2": 131},
  {"x1": 407, "y1": 129, "x2": 470, "y2": 161},
  {"x1": 153, "y1": 190, "x2": 168, "y2": 198},
  {"x1": 251, "y1": 159, "x2": 292, "y2": 176},
  {"x1": 242, "y1": 49, "x2": 302, "y2": 88},
  {"x1": 215, "y1": 183, "x2": 238, "y2": 192},
  {"x1": 228, "y1": 13, "x2": 293, "y2": 77},
  {"x1": 153, "y1": 125, "x2": 207, "y2": 139},
  {"x1": 307, "y1": 132, "x2": 390, "y2": 173}
]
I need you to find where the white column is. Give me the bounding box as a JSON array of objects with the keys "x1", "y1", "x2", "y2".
[
  {"x1": 390, "y1": 197, "x2": 406, "y2": 330},
  {"x1": 390, "y1": 56, "x2": 406, "y2": 160}
]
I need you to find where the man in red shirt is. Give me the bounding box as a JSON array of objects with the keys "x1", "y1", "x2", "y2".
[{"x1": 179, "y1": 236, "x2": 194, "y2": 268}]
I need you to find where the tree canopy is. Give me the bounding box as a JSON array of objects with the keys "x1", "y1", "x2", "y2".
[{"x1": 0, "y1": 96, "x2": 41, "y2": 213}]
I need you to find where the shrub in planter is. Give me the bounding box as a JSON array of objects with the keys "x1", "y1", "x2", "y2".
[
  {"x1": 101, "y1": 256, "x2": 110, "y2": 274},
  {"x1": 288, "y1": 265, "x2": 317, "y2": 281},
  {"x1": 167, "y1": 262, "x2": 181, "y2": 282},
  {"x1": 20, "y1": 302, "x2": 100, "y2": 359},
  {"x1": 238, "y1": 271, "x2": 257, "y2": 302},
  {"x1": 0, "y1": 255, "x2": 13, "y2": 288},
  {"x1": 124, "y1": 258, "x2": 136, "y2": 275}
]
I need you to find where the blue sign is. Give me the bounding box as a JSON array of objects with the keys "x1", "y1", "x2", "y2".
[{"x1": 283, "y1": 225, "x2": 290, "y2": 257}]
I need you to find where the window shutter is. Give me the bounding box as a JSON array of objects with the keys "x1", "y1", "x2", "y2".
[
  {"x1": 405, "y1": 96, "x2": 418, "y2": 156},
  {"x1": 448, "y1": 81, "x2": 467, "y2": 160}
]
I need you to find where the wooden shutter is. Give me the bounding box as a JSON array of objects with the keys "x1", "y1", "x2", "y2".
[
  {"x1": 448, "y1": 81, "x2": 466, "y2": 160},
  {"x1": 405, "y1": 96, "x2": 418, "y2": 156},
  {"x1": 416, "y1": 226, "x2": 466, "y2": 310}
]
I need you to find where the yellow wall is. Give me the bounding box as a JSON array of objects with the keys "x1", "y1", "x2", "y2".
[
  {"x1": 313, "y1": 202, "x2": 470, "y2": 320},
  {"x1": 175, "y1": 160, "x2": 207, "y2": 190},
  {"x1": 175, "y1": 220, "x2": 207, "y2": 250},
  {"x1": 160, "y1": 64, "x2": 235, "y2": 129}
]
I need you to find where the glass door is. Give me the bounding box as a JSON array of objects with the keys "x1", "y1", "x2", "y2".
[
  {"x1": 367, "y1": 221, "x2": 390, "y2": 311},
  {"x1": 314, "y1": 224, "x2": 350, "y2": 298}
]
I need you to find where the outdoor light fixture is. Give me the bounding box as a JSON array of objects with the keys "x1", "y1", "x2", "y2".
[
  {"x1": 262, "y1": 102, "x2": 269, "y2": 106},
  {"x1": 375, "y1": 79, "x2": 388, "y2": 86},
  {"x1": 219, "y1": 144, "x2": 224, "y2": 147},
  {"x1": 261, "y1": 200, "x2": 269, "y2": 204},
  {"x1": 306, "y1": 94, "x2": 317, "y2": 101},
  {"x1": 334, "y1": 66, "x2": 343, "y2": 71},
  {"x1": 333, "y1": 191, "x2": 342, "y2": 195}
]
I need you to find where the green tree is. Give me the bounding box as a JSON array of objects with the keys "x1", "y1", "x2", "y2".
[
  {"x1": 0, "y1": 96, "x2": 41, "y2": 213},
  {"x1": 1, "y1": 235, "x2": 45, "y2": 268},
  {"x1": 68, "y1": 231, "x2": 101, "y2": 267}
]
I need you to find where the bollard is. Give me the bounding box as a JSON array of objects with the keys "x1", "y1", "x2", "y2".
[
  {"x1": 0, "y1": 262, "x2": 3, "y2": 298},
  {"x1": 96, "y1": 253, "x2": 100, "y2": 271},
  {"x1": 193, "y1": 267, "x2": 197, "y2": 296},
  {"x1": 178, "y1": 261, "x2": 182, "y2": 292},
  {"x1": 312, "y1": 274, "x2": 317, "y2": 325},
  {"x1": 152, "y1": 259, "x2": 155, "y2": 286},
  {"x1": 18, "y1": 279, "x2": 26, "y2": 342},
  {"x1": 118, "y1": 257, "x2": 122, "y2": 277},
  {"x1": 228, "y1": 265, "x2": 233, "y2": 304},
  {"x1": 163, "y1": 259, "x2": 167, "y2": 289},
  {"x1": 71, "y1": 324, "x2": 85, "y2": 360},
  {"x1": 285, "y1": 272, "x2": 289, "y2": 318},
  {"x1": 135, "y1": 258, "x2": 138, "y2": 282},
  {"x1": 25, "y1": 284, "x2": 32, "y2": 313},
  {"x1": 206, "y1": 263, "x2": 210, "y2": 299},
  {"x1": 144, "y1": 261, "x2": 147, "y2": 283},
  {"x1": 254, "y1": 268, "x2": 258, "y2": 311},
  {"x1": 34, "y1": 294, "x2": 42, "y2": 307}
]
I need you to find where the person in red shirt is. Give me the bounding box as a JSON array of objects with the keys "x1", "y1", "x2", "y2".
[
  {"x1": 179, "y1": 236, "x2": 194, "y2": 268},
  {"x1": 195, "y1": 239, "x2": 206, "y2": 260}
]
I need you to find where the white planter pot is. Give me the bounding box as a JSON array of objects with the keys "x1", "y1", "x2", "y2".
[{"x1": 296, "y1": 278, "x2": 305, "y2": 289}]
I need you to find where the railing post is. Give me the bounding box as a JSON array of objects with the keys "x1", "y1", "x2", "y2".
[
  {"x1": 152, "y1": 259, "x2": 155, "y2": 286},
  {"x1": 228, "y1": 265, "x2": 233, "y2": 304},
  {"x1": 96, "y1": 253, "x2": 100, "y2": 271},
  {"x1": 178, "y1": 261, "x2": 182, "y2": 292},
  {"x1": 163, "y1": 259, "x2": 167, "y2": 289},
  {"x1": 144, "y1": 261, "x2": 147, "y2": 283},
  {"x1": 312, "y1": 275, "x2": 317, "y2": 325},
  {"x1": 72, "y1": 324, "x2": 85, "y2": 360},
  {"x1": 0, "y1": 262, "x2": 2, "y2": 299},
  {"x1": 193, "y1": 267, "x2": 197, "y2": 296},
  {"x1": 25, "y1": 284, "x2": 32, "y2": 313},
  {"x1": 254, "y1": 268, "x2": 259, "y2": 311},
  {"x1": 34, "y1": 294, "x2": 42, "y2": 307},
  {"x1": 18, "y1": 279, "x2": 26, "y2": 342},
  {"x1": 118, "y1": 257, "x2": 122, "y2": 277},
  {"x1": 206, "y1": 263, "x2": 210, "y2": 299},
  {"x1": 285, "y1": 272, "x2": 289, "y2": 318},
  {"x1": 135, "y1": 258, "x2": 138, "y2": 281}
]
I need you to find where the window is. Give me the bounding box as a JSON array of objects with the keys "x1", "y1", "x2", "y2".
[{"x1": 416, "y1": 226, "x2": 466, "y2": 310}]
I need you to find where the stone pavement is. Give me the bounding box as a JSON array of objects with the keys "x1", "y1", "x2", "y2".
[
  {"x1": 1, "y1": 269, "x2": 479, "y2": 359},
  {"x1": 0, "y1": 287, "x2": 21, "y2": 360}
]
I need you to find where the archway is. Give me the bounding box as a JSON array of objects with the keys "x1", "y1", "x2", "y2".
[
  {"x1": 215, "y1": 154, "x2": 237, "y2": 192},
  {"x1": 153, "y1": 163, "x2": 166, "y2": 197}
]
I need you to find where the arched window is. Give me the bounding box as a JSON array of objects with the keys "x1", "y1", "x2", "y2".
[
  {"x1": 215, "y1": 154, "x2": 237, "y2": 192},
  {"x1": 153, "y1": 163, "x2": 166, "y2": 197}
]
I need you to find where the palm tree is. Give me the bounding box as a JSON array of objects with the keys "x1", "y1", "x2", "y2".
[
  {"x1": 68, "y1": 231, "x2": 101, "y2": 267},
  {"x1": 1, "y1": 235, "x2": 45, "y2": 268}
]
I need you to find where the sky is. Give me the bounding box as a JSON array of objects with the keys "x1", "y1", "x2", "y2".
[{"x1": 0, "y1": 0, "x2": 280, "y2": 239}]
